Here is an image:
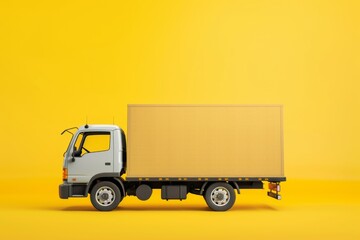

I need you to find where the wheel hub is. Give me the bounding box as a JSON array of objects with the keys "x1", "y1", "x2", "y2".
[
  {"x1": 95, "y1": 186, "x2": 115, "y2": 206},
  {"x1": 100, "y1": 193, "x2": 109, "y2": 200},
  {"x1": 211, "y1": 187, "x2": 230, "y2": 206},
  {"x1": 216, "y1": 193, "x2": 224, "y2": 200}
]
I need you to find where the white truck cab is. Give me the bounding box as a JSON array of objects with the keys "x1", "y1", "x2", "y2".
[{"x1": 60, "y1": 125, "x2": 126, "y2": 201}]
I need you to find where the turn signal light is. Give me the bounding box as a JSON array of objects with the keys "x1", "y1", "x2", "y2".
[{"x1": 62, "y1": 168, "x2": 68, "y2": 181}]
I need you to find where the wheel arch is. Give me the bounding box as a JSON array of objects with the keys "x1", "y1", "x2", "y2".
[
  {"x1": 229, "y1": 181, "x2": 240, "y2": 194},
  {"x1": 86, "y1": 173, "x2": 125, "y2": 198},
  {"x1": 200, "y1": 181, "x2": 240, "y2": 195}
]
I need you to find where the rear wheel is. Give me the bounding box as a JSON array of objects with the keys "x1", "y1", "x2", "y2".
[
  {"x1": 90, "y1": 181, "x2": 121, "y2": 211},
  {"x1": 204, "y1": 182, "x2": 235, "y2": 211}
]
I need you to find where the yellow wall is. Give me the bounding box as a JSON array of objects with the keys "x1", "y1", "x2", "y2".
[
  {"x1": 1, "y1": 1, "x2": 359, "y2": 240},
  {"x1": 0, "y1": 0, "x2": 359, "y2": 181}
]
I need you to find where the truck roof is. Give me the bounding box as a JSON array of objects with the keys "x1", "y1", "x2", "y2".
[{"x1": 79, "y1": 124, "x2": 120, "y2": 131}]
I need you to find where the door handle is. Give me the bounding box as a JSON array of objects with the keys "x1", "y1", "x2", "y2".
[{"x1": 105, "y1": 162, "x2": 111, "y2": 166}]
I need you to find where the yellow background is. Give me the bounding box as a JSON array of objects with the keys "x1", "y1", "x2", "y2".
[{"x1": 0, "y1": 0, "x2": 359, "y2": 239}]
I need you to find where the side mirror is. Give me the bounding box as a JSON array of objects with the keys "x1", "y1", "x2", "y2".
[
  {"x1": 71, "y1": 146, "x2": 76, "y2": 156},
  {"x1": 73, "y1": 150, "x2": 83, "y2": 157},
  {"x1": 71, "y1": 146, "x2": 79, "y2": 161}
]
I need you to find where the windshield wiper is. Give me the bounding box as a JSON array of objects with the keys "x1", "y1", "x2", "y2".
[{"x1": 61, "y1": 127, "x2": 78, "y2": 136}]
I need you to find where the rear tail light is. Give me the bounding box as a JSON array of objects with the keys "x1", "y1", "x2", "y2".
[
  {"x1": 268, "y1": 182, "x2": 281, "y2": 192},
  {"x1": 268, "y1": 182, "x2": 282, "y2": 200}
]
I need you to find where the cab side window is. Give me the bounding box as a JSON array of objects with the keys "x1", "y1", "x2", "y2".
[{"x1": 81, "y1": 133, "x2": 110, "y2": 156}]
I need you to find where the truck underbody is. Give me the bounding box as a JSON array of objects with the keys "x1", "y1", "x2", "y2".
[{"x1": 60, "y1": 175, "x2": 285, "y2": 211}]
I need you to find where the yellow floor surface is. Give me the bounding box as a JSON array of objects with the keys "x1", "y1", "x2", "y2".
[{"x1": 0, "y1": 179, "x2": 359, "y2": 239}]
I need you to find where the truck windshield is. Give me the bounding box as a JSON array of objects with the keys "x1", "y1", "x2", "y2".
[{"x1": 74, "y1": 133, "x2": 84, "y2": 154}]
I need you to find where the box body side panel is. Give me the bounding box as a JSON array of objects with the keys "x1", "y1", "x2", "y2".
[{"x1": 127, "y1": 105, "x2": 283, "y2": 178}]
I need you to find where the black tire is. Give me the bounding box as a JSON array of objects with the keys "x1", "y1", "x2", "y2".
[
  {"x1": 204, "y1": 182, "x2": 236, "y2": 211},
  {"x1": 90, "y1": 181, "x2": 121, "y2": 211}
]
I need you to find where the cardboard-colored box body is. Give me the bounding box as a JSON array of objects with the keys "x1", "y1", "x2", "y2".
[{"x1": 127, "y1": 105, "x2": 284, "y2": 178}]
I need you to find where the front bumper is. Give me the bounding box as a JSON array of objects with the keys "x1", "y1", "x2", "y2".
[
  {"x1": 59, "y1": 182, "x2": 88, "y2": 199},
  {"x1": 59, "y1": 183, "x2": 70, "y2": 199}
]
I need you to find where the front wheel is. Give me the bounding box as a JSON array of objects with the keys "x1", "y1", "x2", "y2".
[
  {"x1": 204, "y1": 182, "x2": 236, "y2": 211},
  {"x1": 90, "y1": 181, "x2": 121, "y2": 211}
]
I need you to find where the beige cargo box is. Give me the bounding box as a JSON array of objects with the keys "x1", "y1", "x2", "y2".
[{"x1": 127, "y1": 105, "x2": 284, "y2": 178}]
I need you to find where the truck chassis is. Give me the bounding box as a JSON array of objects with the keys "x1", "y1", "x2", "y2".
[{"x1": 60, "y1": 175, "x2": 285, "y2": 211}]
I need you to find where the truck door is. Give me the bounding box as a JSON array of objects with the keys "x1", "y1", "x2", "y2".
[{"x1": 68, "y1": 131, "x2": 114, "y2": 183}]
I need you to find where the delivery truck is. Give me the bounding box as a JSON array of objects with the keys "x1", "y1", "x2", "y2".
[{"x1": 59, "y1": 104, "x2": 286, "y2": 211}]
